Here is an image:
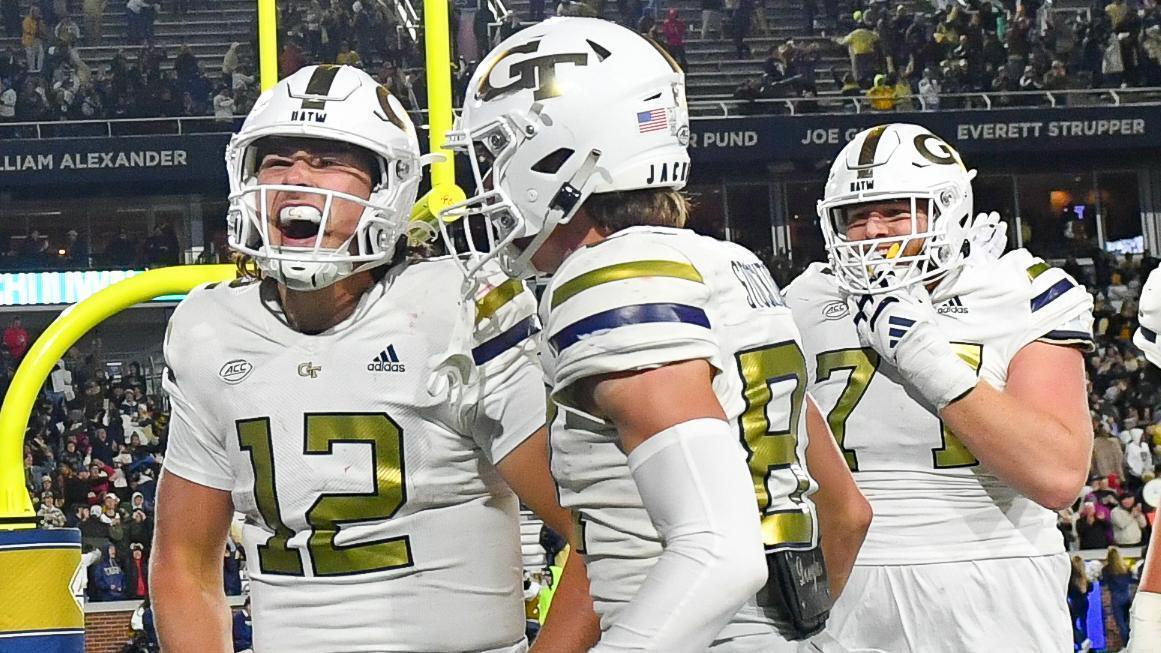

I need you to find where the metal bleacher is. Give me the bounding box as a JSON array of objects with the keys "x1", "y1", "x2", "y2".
[
  {"x1": 0, "y1": 0, "x2": 934, "y2": 102},
  {"x1": 0, "y1": 0, "x2": 253, "y2": 75}
]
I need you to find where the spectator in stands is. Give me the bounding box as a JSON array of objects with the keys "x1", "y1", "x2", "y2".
[
  {"x1": 125, "y1": 542, "x2": 148, "y2": 599},
  {"x1": 1077, "y1": 501, "x2": 1112, "y2": 549},
  {"x1": 1112, "y1": 493, "x2": 1146, "y2": 546},
  {"x1": 279, "y1": 40, "x2": 307, "y2": 78},
  {"x1": 82, "y1": 0, "x2": 105, "y2": 45},
  {"x1": 212, "y1": 85, "x2": 234, "y2": 123},
  {"x1": 233, "y1": 597, "x2": 253, "y2": 652},
  {"x1": 1043, "y1": 59, "x2": 1069, "y2": 91},
  {"x1": 126, "y1": 508, "x2": 151, "y2": 548},
  {"x1": 1142, "y1": 25, "x2": 1161, "y2": 85},
  {"x1": 60, "y1": 439, "x2": 84, "y2": 472},
  {"x1": 37, "y1": 493, "x2": 67, "y2": 528},
  {"x1": 730, "y1": 0, "x2": 752, "y2": 58},
  {"x1": 701, "y1": 0, "x2": 722, "y2": 39},
  {"x1": 1104, "y1": 546, "x2": 1135, "y2": 642},
  {"x1": 837, "y1": 69, "x2": 860, "y2": 97},
  {"x1": 917, "y1": 65, "x2": 940, "y2": 110},
  {"x1": 124, "y1": 0, "x2": 150, "y2": 43},
  {"x1": 22, "y1": 6, "x2": 46, "y2": 73},
  {"x1": 1108, "y1": 0, "x2": 1129, "y2": 32},
  {"x1": 222, "y1": 42, "x2": 242, "y2": 82},
  {"x1": 64, "y1": 229, "x2": 90, "y2": 268},
  {"x1": 335, "y1": 40, "x2": 362, "y2": 67},
  {"x1": 173, "y1": 44, "x2": 197, "y2": 82},
  {"x1": 1127, "y1": 427, "x2": 1155, "y2": 484},
  {"x1": 105, "y1": 228, "x2": 136, "y2": 266},
  {"x1": 55, "y1": 13, "x2": 81, "y2": 49},
  {"x1": 891, "y1": 71, "x2": 913, "y2": 110},
  {"x1": 1068, "y1": 555, "x2": 1092, "y2": 651},
  {"x1": 838, "y1": 14, "x2": 878, "y2": 87},
  {"x1": 3, "y1": 317, "x2": 29, "y2": 360},
  {"x1": 1093, "y1": 428, "x2": 1126, "y2": 481},
  {"x1": 92, "y1": 542, "x2": 126, "y2": 601},
  {"x1": 661, "y1": 9, "x2": 687, "y2": 70},
  {"x1": 782, "y1": 40, "x2": 820, "y2": 96},
  {"x1": 1104, "y1": 31, "x2": 1126, "y2": 87},
  {"x1": 866, "y1": 72, "x2": 894, "y2": 110}
]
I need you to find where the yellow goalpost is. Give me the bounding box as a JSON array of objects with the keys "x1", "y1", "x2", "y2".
[{"x1": 0, "y1": 1, "x2": 461, "y2": 646}]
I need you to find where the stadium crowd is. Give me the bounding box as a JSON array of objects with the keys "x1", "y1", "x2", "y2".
[
  {"x1": 743, "y1": 0, "x2": 1161, "y2": 109},
  {"x1": 9, "y1": 329, "x2": 244, "y2": 604},
  {"x1": 0, "y1": 224, "x2": 181, "y2": 272},
  {"x1": 3, "y1": 0, "x2": 1161, "y2": 125}
]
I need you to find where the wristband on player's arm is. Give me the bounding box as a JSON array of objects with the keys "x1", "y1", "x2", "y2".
[{"x1": 590, "y1": 418, "x2": 766, "y2": 653}]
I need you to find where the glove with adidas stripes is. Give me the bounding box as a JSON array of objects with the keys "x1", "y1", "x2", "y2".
[
  {"x1": 852, "y1": 270, "x2": 979, "y2": 411},
  {"x1": 968, "y1": 211, "x2": 1008, "y2": 261}
]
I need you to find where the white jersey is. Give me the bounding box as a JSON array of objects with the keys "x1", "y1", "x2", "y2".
[
  {"x1": 541, "y1": 226, "x2": 819, "y2": 645},
  {"x1": 162, "y1": 258, "x2": 543, "y2": 653},
  {"x1": 783, "y1": 249, "x2": 1093, "y2": 565}
]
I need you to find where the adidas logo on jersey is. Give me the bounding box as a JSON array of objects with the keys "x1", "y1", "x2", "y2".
[
  {"x1": 367, "y1": 345, "x2": 405, "y2": 373},
  {"x1": 937, "y1": 296, "x2": 969, "y2": 315}
]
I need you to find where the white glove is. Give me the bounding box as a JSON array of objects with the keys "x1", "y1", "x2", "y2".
[
  {"x1": 852, "y1": 270, "x2": 978, "y2": 411},
  {"x1": 1135, "y1": 268, "x2": 1161, "y2": 368},
  {"x1": 968, "y1": 211, "x2": 1008, "y2": 261},
  {"x1": 1125, "y1": 591, "x2": 1161, "y2": 653}
]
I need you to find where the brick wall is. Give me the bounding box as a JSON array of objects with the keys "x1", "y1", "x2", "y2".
[
  {"x1": 82, "y1": 597, "x2": 245, "y2": 653},
  {"x1": 85, "y1": 607, "x2": 134, "y2": 653}
]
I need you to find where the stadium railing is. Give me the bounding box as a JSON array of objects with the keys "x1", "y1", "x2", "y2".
[
  {"x1": 5, "y1": 87, "x2": 1161, "y2": 138},
  {"x1": 688, "y1": 86, "x2": 1161, "y2": 117}
]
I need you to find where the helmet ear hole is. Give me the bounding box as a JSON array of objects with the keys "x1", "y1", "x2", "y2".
[{"x1": 531, "y1": 148, "x2": 575, "y2": 174}]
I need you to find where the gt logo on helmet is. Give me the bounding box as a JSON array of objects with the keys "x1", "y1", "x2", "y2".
[
  {"x1": 476, "y1": 39, "x2": 588, "y2": 102},
  {"x1": 914, "y1": 134, "x2": 961, "y2": 167}
]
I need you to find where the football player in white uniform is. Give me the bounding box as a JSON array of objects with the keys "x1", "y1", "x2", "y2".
[
  {"x1": 149, "y1": 65, "x2": 599, "y2": 653},
  {"x1": 1129, "y1": 270, "x2": 1161, "y2": 653},
  {"x1": 438, "y1": 18, "x2": 871, "y2": 653},
  {"x1": 784, "y1": 123, "x2": 1094, "y2": 652}
]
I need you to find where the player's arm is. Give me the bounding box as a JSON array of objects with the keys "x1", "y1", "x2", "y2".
[
  {"x1": 853, "y1": 263, "x2": 1092, "y2": 510},
  {"x1": 152, "y1": 297, "x2": 237, "y2": 652},
  {"x1": 1126, "y1": 267, "x2": 1161, "y2": 652},
  {"x1": 579, "y1": 358, "x2": 767, "y2": 653},
  {"x1": 1126, "y1": 524, "x2": 1161, "y2": 652},
  {"x1": 802, "y1": 395, "x2": 870, "y2": 598},
  {"x1": 497, "y1": 428, "x2": 601, "y2": 652},
  {"x1": 470, "y1": 272, "x2": 602, "y2": 651},
  {"x1": 149, "y1": 470, "x2": 233, "y2": 653},
  {"x1": 940, "y1": 341, "x2": 1092, "y2": 509}
]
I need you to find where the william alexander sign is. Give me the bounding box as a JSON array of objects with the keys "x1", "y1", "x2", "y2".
[{"x1": 0, "y1": 134, "x2": 223, "y2": 186}]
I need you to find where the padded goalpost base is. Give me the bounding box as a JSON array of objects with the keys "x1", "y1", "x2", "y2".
[{"x1": 0, "y1": 528, "x2": 85, "y2": 653}]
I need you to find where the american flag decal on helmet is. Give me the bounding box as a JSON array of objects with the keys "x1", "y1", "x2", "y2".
[{"x1": 636, "y1": 109, "x2": 669, "y2": 133}]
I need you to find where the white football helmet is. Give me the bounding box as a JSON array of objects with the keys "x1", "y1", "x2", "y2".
[
  {"x1": 817, "y1": 123, "x2": 977, "y2": 294},
  {"x1": 225, "y1": 64, "x2": 422, "y2": 290},
  {"x1": 438, "y1": 17, "x2": 690, "y2": 281}
]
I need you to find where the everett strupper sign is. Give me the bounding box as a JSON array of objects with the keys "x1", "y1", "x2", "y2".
[
  {"x1": 0, "y1": 133, "x2": 229, "y2": 187},
  {"x1": 686, "y1": 104, "x2": 1161, "y2": 165}
]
